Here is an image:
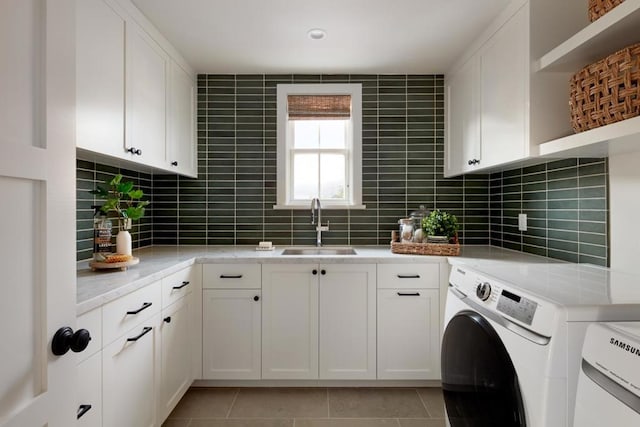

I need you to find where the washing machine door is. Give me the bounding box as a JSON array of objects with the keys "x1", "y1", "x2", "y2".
[{"x1": 442, "y1": 310, "x2": 526, "y2": 427}]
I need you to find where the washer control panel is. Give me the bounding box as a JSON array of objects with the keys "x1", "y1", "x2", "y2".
[{"x1": 496, "y1": 289, "x2": 538, "y2": 325}]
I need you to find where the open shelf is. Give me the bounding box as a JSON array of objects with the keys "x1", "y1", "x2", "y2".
[
  {"x1": 537, "y1": 0, "x2": 640, "y2": 72},
  {"x1": 538, "y1": 116, "x2": 640, "y2": 158}
]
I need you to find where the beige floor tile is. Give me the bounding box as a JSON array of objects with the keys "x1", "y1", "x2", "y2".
[
  {"x1": 399, "y1": 419, "x2": 446, "y2": 427},
  {"x1": 228, "y1": 388, "x2": 328, "y2": 418},
  {"x1": 189, "y1": 420, "x2": 293, "y2": 427},
  {"x1": 296, "y1": 419, "x2": 400, "y2": 427},
  {"x1": 168, "y1": 388, "x2": 238, "y2": 419},
  {"x1": 162, "y1": 419, "x2": 191, "y2": 427},
  {"x1": 328, "y1": 388, "x2": 428, "y2": 418},
  {"x1": 416, "y1": 388, "x2": 445, "y2": 419}
]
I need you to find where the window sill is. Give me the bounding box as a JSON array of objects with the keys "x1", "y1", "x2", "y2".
[{"x1": 273, "y1": 204, "x2": 367, "y2": 210}]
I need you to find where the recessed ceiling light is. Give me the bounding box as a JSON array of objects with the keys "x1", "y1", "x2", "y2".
[{"x1": 307, "y1": 28, "x2": 327, "y2": 40}]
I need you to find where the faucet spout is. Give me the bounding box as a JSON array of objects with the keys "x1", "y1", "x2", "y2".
[{"x1": 310, "y1": 198, "x2": 324, "y2": 247}]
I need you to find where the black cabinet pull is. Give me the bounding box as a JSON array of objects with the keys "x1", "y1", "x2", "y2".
[
  {"x1": 397, "y1": 292, "x2": 421, "y2": 296},
  {"x1": 164, "y1": 316, "x2": 172, "y2": 323},
  {"x1": 397, "y1": 274, "x2": 420, "y2": 279},
  {"x1": 126, "y1": 302, "x2": 152, "y2": 315},
  {"x1": 127, "y1": 326, "x2": 152, "y2": 342},
  {"x1": 321, "y1": 269, "x2": 326, "y2": 275},
  {"x1": 254, "y1": 295, "x2": 260, "y2": 301},
  {"x1": 173, "y1": 281, "x2": 190, "y2": 290},
  {"x1": 77, "y1": 404, "x2": 92, "y2": 420},
  {"x1": 171, "y1": 161, "x2": 178, "y2": 166},
  {"x1": 312, "y1": 269, "x2": 318, "y2": 275},
  {"x1": 220, "y1": 274, "x2": 242, "y2": 279}
]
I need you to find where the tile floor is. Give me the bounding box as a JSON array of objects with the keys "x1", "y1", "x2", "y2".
[{"x1": 163, "y1": 387, "x2": 446, "y2": 427}]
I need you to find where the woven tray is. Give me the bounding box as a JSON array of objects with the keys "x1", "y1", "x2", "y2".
[
  {"x1": 391, "y1": 241, "x2": 460, "y2": 256},
  {"x1": 588, "y1": 0, "x2": 625, "y2": 22},
  {"x1": 569, "y1": 42, "x2": 640, "y2": 133}
]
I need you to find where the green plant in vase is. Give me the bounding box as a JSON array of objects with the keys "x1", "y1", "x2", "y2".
[
  {"x1": 422, "y1": 209, "x2": 459, "y2": 243},
  {"x1": 91, "y1": 174, "x2": 149, "y2": 256}
]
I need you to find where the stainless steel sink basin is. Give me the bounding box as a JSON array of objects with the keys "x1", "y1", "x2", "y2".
[{"x1": 281, "y1": 247, "x2": 357, "y2": 256}]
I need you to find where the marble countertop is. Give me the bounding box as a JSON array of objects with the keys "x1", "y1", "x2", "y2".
[{"x1": 76, "y1": 245, "x2": 553, "y2": 315}]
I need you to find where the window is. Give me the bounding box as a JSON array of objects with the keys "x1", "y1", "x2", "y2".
[{"x1": 275, "y1": 84, "x2": 363, "y2": 209}]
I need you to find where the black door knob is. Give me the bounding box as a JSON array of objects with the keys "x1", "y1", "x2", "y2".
[
  {"x1": 52, "y1": 327, "x2": 91, "y2": 356},
  {"x1": 254, "y1": 295, "x2": 260, "y2": 301},
  {"x1": 321, "y1": 269, "x2": 326, "y2": 275}
]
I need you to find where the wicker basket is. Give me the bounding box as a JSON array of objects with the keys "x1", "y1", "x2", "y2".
[
  {"x1": 589, "y1": 0, "x2": 625, "y2": 22},
  {"x1": 390, "y1": 240, "x2": 460, "y2": 257},
  {"x1": 569, "y1": 42, "x2": 640, "y2": 133}
]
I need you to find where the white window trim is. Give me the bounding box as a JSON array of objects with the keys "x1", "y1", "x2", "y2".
[{"x1": 274, "y1": 83, "x2": 364, "y2": 210}]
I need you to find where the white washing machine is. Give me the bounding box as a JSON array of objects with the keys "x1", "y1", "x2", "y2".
[
  {"x1": 573, "y1": 322, "x2": 640, "y2": 426},
  {"x1": 443, "y1": 262, "x2": 640, "y2": 427}
]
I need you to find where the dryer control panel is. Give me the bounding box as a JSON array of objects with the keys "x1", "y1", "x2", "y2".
[{"x1": 497, "y1": 289, "x2": 538, "y2": 326}]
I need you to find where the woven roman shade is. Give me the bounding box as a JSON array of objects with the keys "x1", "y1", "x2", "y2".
[{"x1": 287, "y1": 95, "x2": 351, "y2": 120}]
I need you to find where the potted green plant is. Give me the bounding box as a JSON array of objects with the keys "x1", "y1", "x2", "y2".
[
  {"x1": 91, "y1": 174, "x2": 149, "y2": 255},
  {"x1": 422, "y1": 209, "x2": 459, "y2": 243}
]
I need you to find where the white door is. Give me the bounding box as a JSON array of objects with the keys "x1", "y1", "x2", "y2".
[
  {"x1": 202, "y1": 290, "x2": 262, "y2": 380},
  {"x1": 0, "y1": 1, "x2": 77, "y2": 426},
  {"x1": 262, "y1": 264, "x2": 319, "y2": 380},
  {"x1": 319, "y1": 264, "x2": 376, "y2": 380},
  {"x1": 167, "y1": 61, "x2": 196, "y2": 176},
  {"x1": 377, "y1": 289, "x2": 440, "y2": 380}
]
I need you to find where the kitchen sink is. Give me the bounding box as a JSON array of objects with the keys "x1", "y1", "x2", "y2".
[{"x1": 281, "y1": 247, "x2": 357, "y2": 256}]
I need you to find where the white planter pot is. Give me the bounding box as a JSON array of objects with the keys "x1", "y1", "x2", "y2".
[{"x1": 116, "y1": 230, "x2": 132, "y2": 255}]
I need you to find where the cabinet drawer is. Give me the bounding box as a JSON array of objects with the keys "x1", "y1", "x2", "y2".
[
  {"x1": 77, "y1": 351, "x2": 102, "y2": 426},
  {"x1": 76, "y1": 307, "x2": 102, "y2": 364},
  {"x1": 377, "y1": 264, "x2": 439, "y2": 289},
  {"x1": 203, "y1": 264, "x2": 261, "y2": 289},
  {"x1": 102, "y1": 282, "x2": 161, "y2": 345},
  {"x1": 161, "y1": 267, "x2": 194, "y2": 308}
]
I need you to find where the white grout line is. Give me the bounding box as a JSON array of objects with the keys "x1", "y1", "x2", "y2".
[
  {"x1": 416, "y1": 388, "x2": 432, "y2": 418},
  {"x1": 225, "y1": 389, "x2": 240, "y2": 419}
]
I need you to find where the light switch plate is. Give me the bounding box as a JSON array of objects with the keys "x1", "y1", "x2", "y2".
[{"x1": 518, "y1": 213, "x2": 527, "y2": 231}]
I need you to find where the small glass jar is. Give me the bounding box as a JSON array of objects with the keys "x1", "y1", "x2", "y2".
[{"x1": 398, "y1": 218, "x2": 414, "y2": 243}]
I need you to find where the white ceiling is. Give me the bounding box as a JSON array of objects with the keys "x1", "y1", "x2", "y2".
[{"x1": 131, "y1": 0, "x2": 511, "y2": 74}]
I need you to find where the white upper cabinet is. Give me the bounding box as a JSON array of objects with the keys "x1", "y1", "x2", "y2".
[
  {"x1": 445, "y1": 55, "x2": 480, "y2": 176},
  {"x1": 125, "y1": 23, "x2": 168, "y2": 168},
  {"x1": 167, "y1": 61, "x2": 197, "y2": 177},
  {"x1": 75, "y1": 0, "x2": 197, "y2": 177},
  {"x1": 76, "y1": 0, "x2": 126, "y2": 159},
  {"x1": 479, "y1": 5, "x2": 528, "y2": 167}
]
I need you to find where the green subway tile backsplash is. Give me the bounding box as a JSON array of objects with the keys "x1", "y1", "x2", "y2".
[{"x1": 75, "y1": 74, "x2": 609, "y2": 266}]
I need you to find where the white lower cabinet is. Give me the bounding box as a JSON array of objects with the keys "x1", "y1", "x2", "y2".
[
  {"x1": 262, "y1": 264, "x2": 319, "y2": 379},
  {"x1": 377, "y1": 288, "x2": 440, "y2": 380},
  {"x1": 159, "y1": 296, "x2": 193, "y2": 420},
  {"x1": 76, "y1": 352, "x2": 102, "y2": 426},
  {"x1": 319, "y1": 264, "x2": 376, "y2": 380},
  {"x1": 202, "y1": 289, "x2": 262, "y2": 379},
  {"x1": 102, "y1": 314, "x2": 161, "y2": 427}
]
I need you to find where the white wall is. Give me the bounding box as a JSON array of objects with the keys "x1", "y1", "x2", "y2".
[{"x1": 609, "y1": 151, "x2": 640, "y2": 273}]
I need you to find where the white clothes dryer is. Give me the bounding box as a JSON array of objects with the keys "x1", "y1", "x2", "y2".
[
  {"x1": 573, "y1": 322, "x2": 640, "y2": 427},
  {"x1": 443, "y1": 262, "x2": 640, "y2": 427}
]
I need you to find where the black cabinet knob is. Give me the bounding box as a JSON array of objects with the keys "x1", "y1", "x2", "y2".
[
  {"x1": 254, "y1": 295, "x2": 260, "y2": 301},
  {"x1": 164, "y1": 316, "x2": 172, "y2": 323},
  {"x1": 171, "y1": 161, "x2": 178, "y2": 166},
  {"x1": 468, "y1": 159, "x2": 480, "y2": 165},
  {"x1": 321, "y1": 269, "x2": 326, "y2": 275},
  {"x1": 127, "y1": 147, "x2": 142, "y2": 156},
  {"x1": 312, "y1": 269, "x2": 318, "y2": 275},
  {"x1": 52, "y1": 327, "x2": 91, "y2": 356}
]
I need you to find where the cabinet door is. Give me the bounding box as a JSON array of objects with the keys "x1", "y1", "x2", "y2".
[
  {"x1": 202, "y1": 289, "x2": 262, "y2": 380},
  {"x1": 480, "y1": 5, "x2": 528, "y2": 167},
  {"x1": 377, "y1": 289, "x2": 440, "y2": 380},
  {"x1": 262, "y1": 264, "x2": 318, "y2": 379},
  {"x1": 167, "y1": 61, "x2": 196, "y2": 177},
  {"x1": 445, "y1": 55, "x2": 480, "y2": 176},
  {"x1": 103, "y1": 315, "x2": 160, "y2": 427},
  {"x1": 319, "y1": 264, "x2": 376, "y2": 379},
  {"x1": 76, "y1": 0, "x2": 125, "y2": 158},
  {"x1": 77, "y1": 352, "x2": 102, "y2": 427},
  {"x1": 125, "y1": 22, "x2": 168, "y2": 167},
  {"x1": 160, "y1": 297, "x2": 192, "y2": 421}
]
